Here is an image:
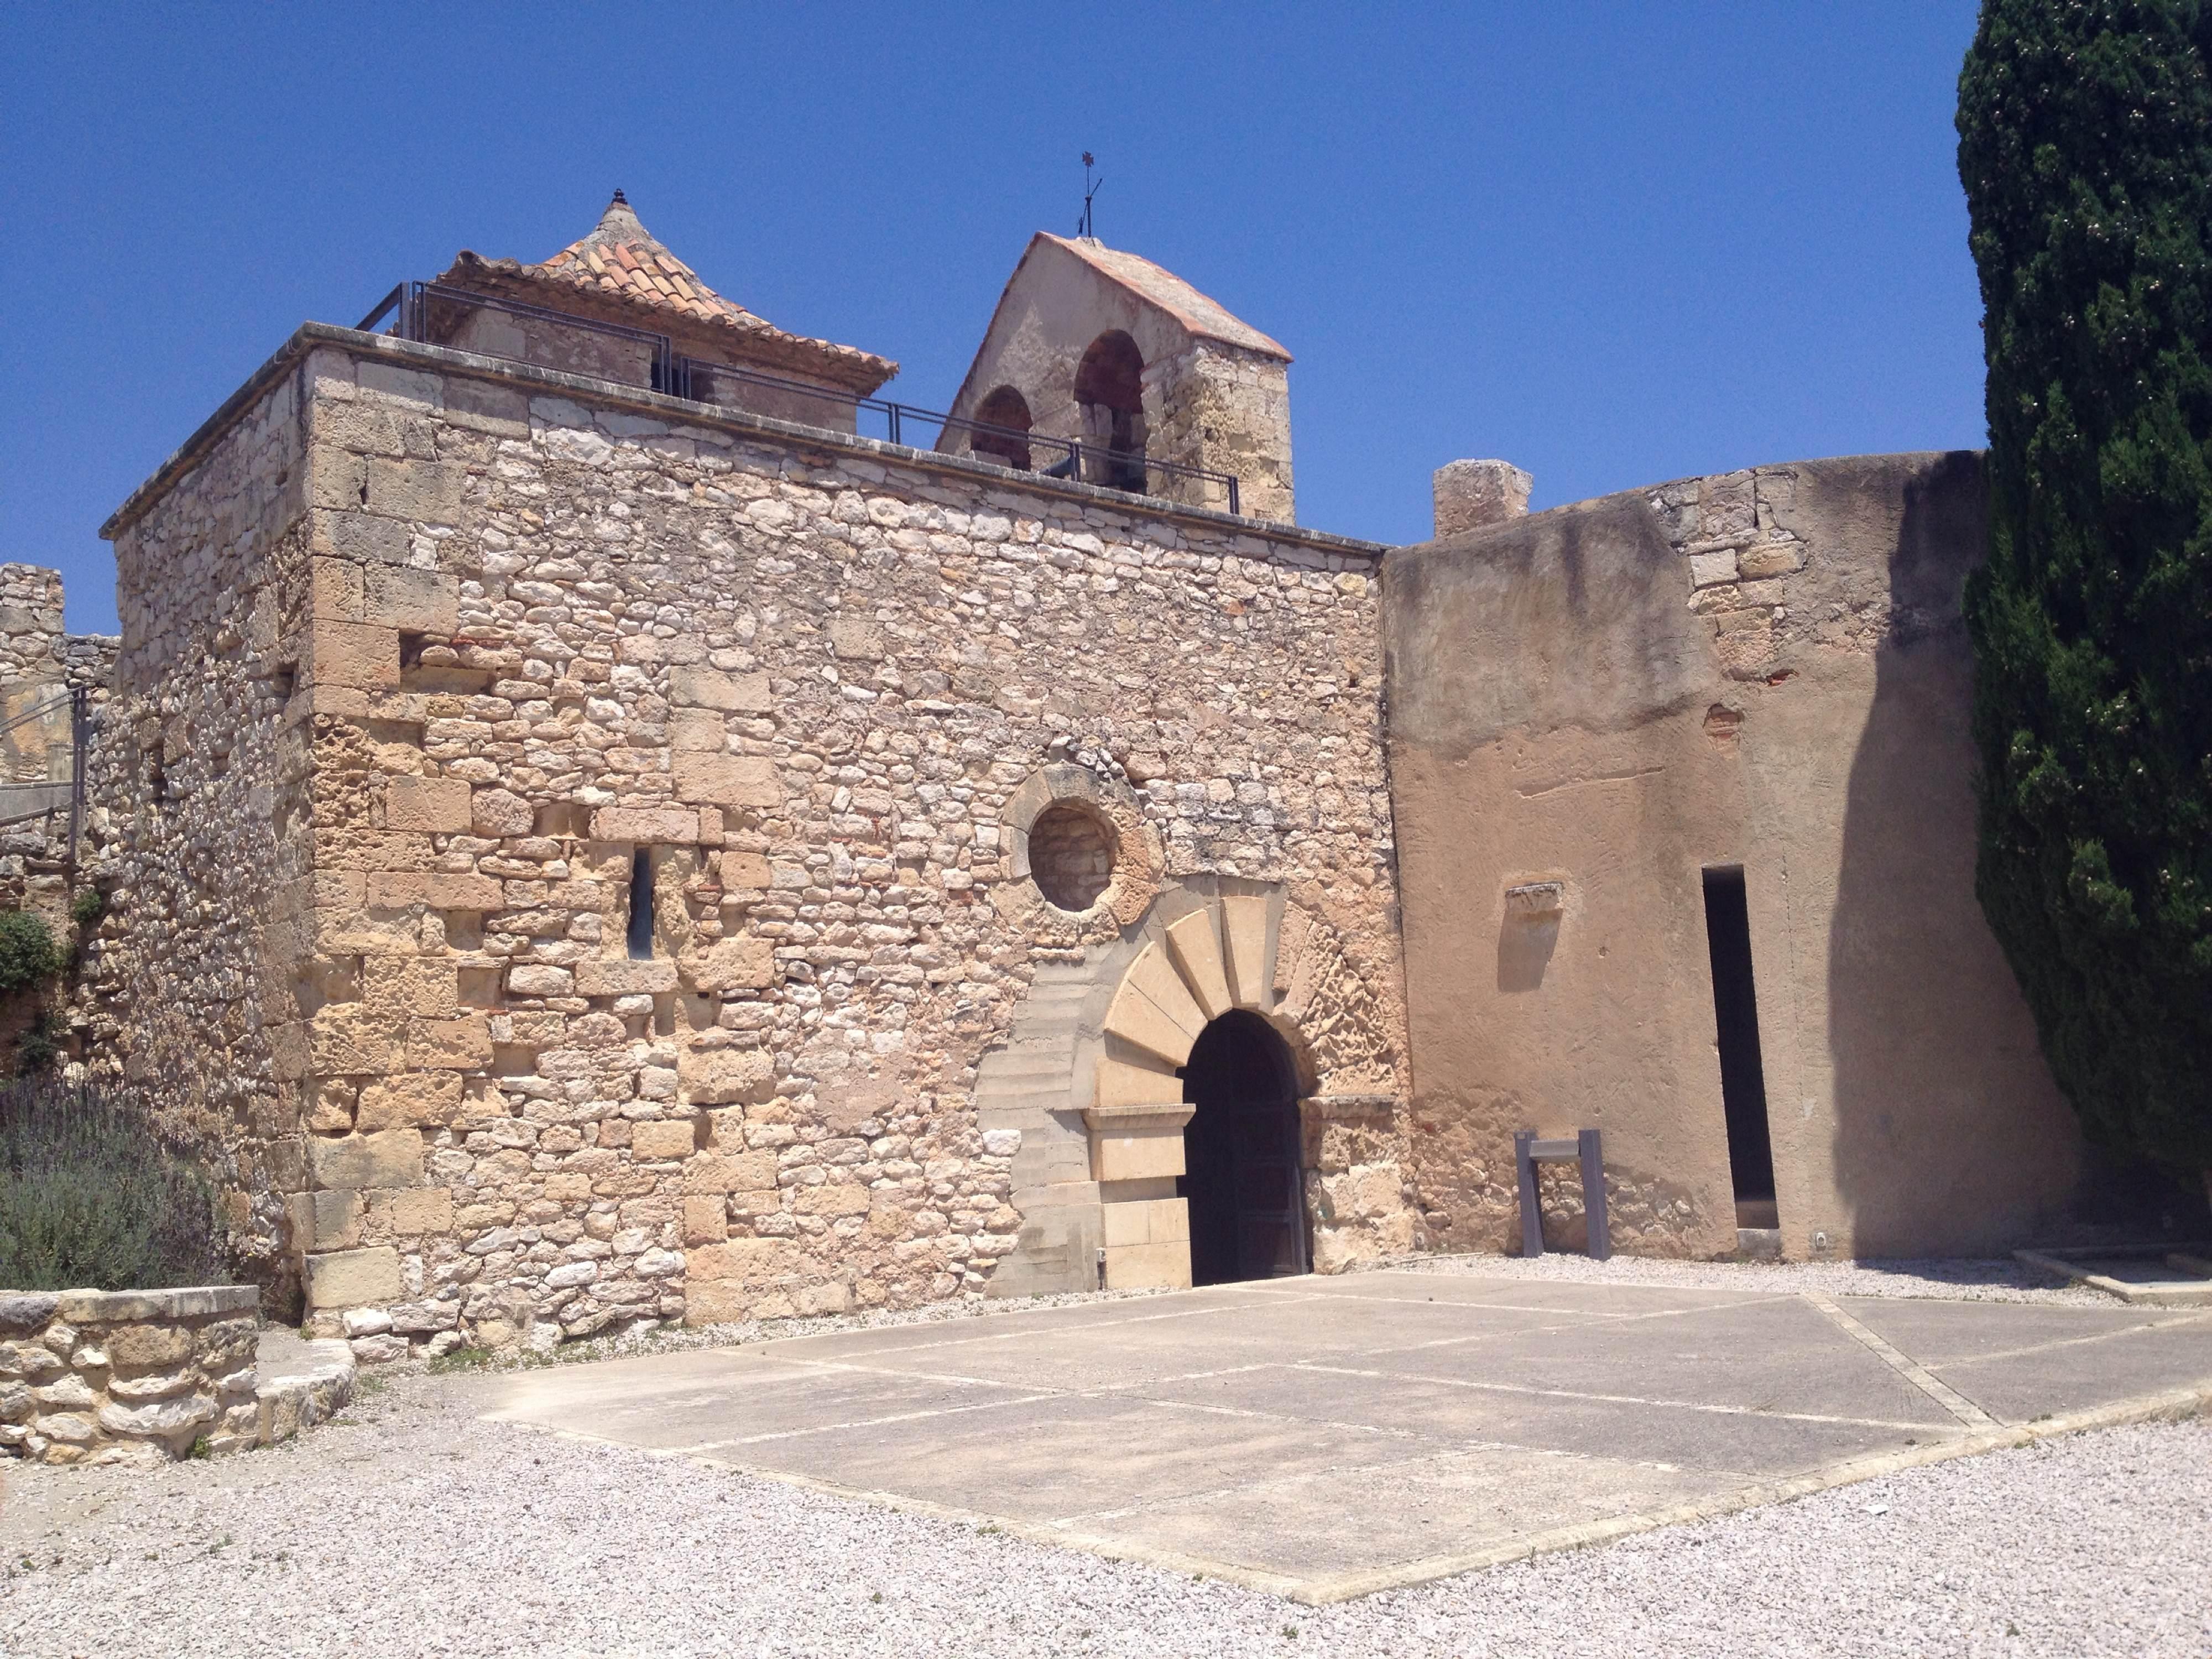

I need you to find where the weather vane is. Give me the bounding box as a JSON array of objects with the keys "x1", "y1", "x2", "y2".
[{"x1": 1076, "y1": 153, "x2": 1103, "y2": 241}]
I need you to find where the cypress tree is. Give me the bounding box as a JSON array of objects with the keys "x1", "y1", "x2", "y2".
[{"x1": 1957, "y1": 2, "x2": 2212, "y2": 1188}]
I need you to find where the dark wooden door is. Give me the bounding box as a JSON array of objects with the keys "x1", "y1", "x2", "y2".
[{"x1": 1181, "y1": 1010, "x2": 1308, "y2": 1284}]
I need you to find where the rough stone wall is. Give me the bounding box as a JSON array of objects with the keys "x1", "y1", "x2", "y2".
[
  {"x1": 267, "y1": 331, "x2": 1401, "y2": 1355},
  {"x1": 87, "y1": 366, "x2": 314, "y2": 1300},
  {"x1": 1149, "y1": 342, "x2": 1295, "y2": 525},
  {"x1": 1384, "y1": 452, "x2": 2085, "y2": 1262},
  {"x1": 0, "y1": 1286, "x2": 262, "y2": 1465}
]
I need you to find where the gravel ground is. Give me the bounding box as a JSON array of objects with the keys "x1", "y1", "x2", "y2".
[
  {"x1": 1, "y1": 1369, "x2": 2204, "y2": 1656},
  {"x1": 2, "y1": 1257, "x2": 2201, "y2": 1657}
]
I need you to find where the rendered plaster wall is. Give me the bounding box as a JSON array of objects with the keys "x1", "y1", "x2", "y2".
[
  {"x1": 938, "y1": 238, "x2": 1296, "y2": 524},
  {"x1": 1384, "y1": 451, "x2": 2085, "y2": 1261},
  {"x1": 90, "y1": 366, "x2": 316, "y2": 1300},
  {"x1": 223, "y1": 328, "x2": 1405, "y2": 1357}
]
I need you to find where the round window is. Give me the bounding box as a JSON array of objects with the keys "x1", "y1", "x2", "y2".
[{"x1": 1028, "y1": 801, "x2": 1118, "y2": 912}]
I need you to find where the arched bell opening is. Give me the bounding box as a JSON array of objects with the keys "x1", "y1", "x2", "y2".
[
  {"x1": 1180, "y1": 1009, "x2": 1307, "y2": 1285},
  {"x1": 1072, "y1": 330, "x2": 1149, "y2": 493},
  {"x1": 971, "y1": 384, "x2": 1034, "y2": 471}
]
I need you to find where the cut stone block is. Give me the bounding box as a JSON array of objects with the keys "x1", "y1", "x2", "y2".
[
  {"x1": 575, "y1": 958, "x2": 680, "y2": 995},
  {"x1": 1100, "y1": 1239, "x2": 1192, "y2": 1291},
  {"x1": 1165, "y1": 909, "x2": 1234, "y2": 1020},
  {"x1": 592, "y1": 806, "x2": 703, "y2": 844},
  {"x1": 1094, "y1": 1056, "x2": 1185, "y2": 1110},
  {"x1": 287, "y1": 1189, "x2": 364, "y2": 1251},
  {"x1": 668, "y1": 666, "x2": 773, "y2": 713},
  {"x1": 1222, "y1": 895, "x2": 1271, "y2": 1009},
  {"x1": 679, "y1": 936, "x2": 776, "y2": 994},
  {"x1": 304, "y1": 1246, "x2": 404, "y2": 1310},
  {"x1": 671, "y1": 753, "x2": 781, "y2": 808},
  {"x1": 309, "y1": 620, "x2": 400, "y2": 690},
  {"x1": 354, "y1": 1072, "x2": 463, "y2": 1130},
  {"x1": 307, "y1": 1130, "x2": 423, "y2": 1192},
  {"x1": 679, "y1": 1048, "x2": 774, "y2": 1105},
  {"x1": 630, "y1": 1119, "x2": 695, "y2": 1160}
]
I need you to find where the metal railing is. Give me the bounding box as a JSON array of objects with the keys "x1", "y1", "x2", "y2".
[{"x1": 357, "y1": 280, "x2": 1241, "y2": 515}]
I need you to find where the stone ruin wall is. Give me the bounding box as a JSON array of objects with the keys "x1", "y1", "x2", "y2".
[
  {"x1": 0, "y1": 564, "x2": 118, "y2": 923},
  {"x1": 82, "y1": 364, "x2": 314, "y2": 1293},
  {"x1": 98, "y1": 330, "x2": 1413, "y2": 1357}
]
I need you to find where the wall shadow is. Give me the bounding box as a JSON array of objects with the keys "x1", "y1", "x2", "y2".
[{"x1": 1824, "y1": 453, "x2": 2209, "y2": 1251}]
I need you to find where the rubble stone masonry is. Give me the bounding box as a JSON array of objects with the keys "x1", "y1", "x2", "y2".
[{"x1": 93, "y1": 326, "x2": 1411, "y2": 1353}]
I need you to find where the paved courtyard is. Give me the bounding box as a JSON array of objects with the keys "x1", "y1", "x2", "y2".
[{"x1": 472, "y1": 1267, "x2": 2212, "y2": 1601}]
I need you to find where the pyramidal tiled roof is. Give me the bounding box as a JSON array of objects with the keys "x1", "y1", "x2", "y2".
[
  {"x1": 533, "y1": 191, "x2": 758, "y2": 330},
  {"x1": 441, "y1": 192, "x2": 895, "y2": 391}
]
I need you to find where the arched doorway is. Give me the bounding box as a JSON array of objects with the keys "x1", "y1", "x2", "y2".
[{"x1": 1180, "y1": 1010, "x2": 1307, "y2": 1284}]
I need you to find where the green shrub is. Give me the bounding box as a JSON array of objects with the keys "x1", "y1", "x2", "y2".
[
  {"x1": 0, "y1": 1079, "x2": 229, "y2": 1291},
  {"x1": 13, "y1": 1012, "x2": 62, "y2": 1078},
  {"x1": 69, "y1": 889, "x2": 103, "y2": 931},
  {"x1": 0, "y1": 912, "x2": 59, "y2": 998},
  {"x1": 1957, "y1": 2, "x2": 2212, "y2": 1176}
]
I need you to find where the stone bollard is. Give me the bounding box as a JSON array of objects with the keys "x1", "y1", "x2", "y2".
[{"x1": 1433, "y1": 459, "x2": 1534, "y2": 538}]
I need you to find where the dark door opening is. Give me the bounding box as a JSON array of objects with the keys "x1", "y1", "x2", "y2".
[
  {"x1": 1701, "y1": 867, "x2": 1778, "y2": 1225},
  {"x1": 1179, "y1": 1010, "x2": 1307, "y2": 1285}
]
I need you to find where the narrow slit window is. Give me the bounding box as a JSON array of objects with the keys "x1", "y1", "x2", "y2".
[
  {"x1": 625, "y1": 848, "x2": 656, "y2": 959},
  {"x1": 1701, "y1": 867, "x2": 1778, "y2": 1219}
]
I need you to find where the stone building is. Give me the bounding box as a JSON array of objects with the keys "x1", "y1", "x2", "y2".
[
  {"x1": 86, "y1": 197, "x2": 1410, "y2": 1350},
  {"x1": 65, "y1": 194, "x2": 2150, "y2": 1359}
]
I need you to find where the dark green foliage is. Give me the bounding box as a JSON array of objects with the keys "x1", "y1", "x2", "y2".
[
  {"x1": 0, "y1": 911, "x2": 59, "y2": 997},
  {"x1": 1958, "y1": 2, "x2": 2212, "y2": 1172},
  {"x1": 0, "y1": 1079, "x2": 229, "y2": 1291},
  {"x1": 68, "y1": 889, "x2": 103, "y2": 931},
  {"x1": 14, "y1": 1012, "x2": 62, "y2": 1077}
]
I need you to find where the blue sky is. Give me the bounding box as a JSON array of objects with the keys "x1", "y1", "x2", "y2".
[{"x1": 3, "y1": 3, "x2": 1986, "y2": 634}]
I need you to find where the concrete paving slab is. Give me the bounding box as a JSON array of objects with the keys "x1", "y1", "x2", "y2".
[
  {"x1": 1152, "y1": 1363, "x2": 1951, "y2": 1475},
  {"x1": 482, "y1": 1354, "x2": 1037, "y2": 1452},
  {"x1": 1932, "y1": 1317, "x2": 2212, "y2": 1424},
  {"x1": 703, "y1": 1390, "x2": 1435, "y2": 1525},
  {"x1": 1066, "y1": 1439, "x2": 1746, "y2": 1583},
  {"x1": 1280, "y1": 1274, "x2": 1767, "y2": 1316},
  {"x1": 1352, "y1": 1296, "x2": 1966, "y2": 1425},
  {"x1": 473, "y1": 1267, "x2": 2212, "y2": 1600},
  {"x1": 1836, "y1": 1295, "x2": 2185, "y2": 1365},
  {"x1": 784, "y1": 1296, "x2": 1613, "y2": 1392}
]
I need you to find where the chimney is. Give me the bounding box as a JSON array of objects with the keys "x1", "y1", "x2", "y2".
[{"x1": 1433, "y1": 460, "x2": 1533, "y2": 538}]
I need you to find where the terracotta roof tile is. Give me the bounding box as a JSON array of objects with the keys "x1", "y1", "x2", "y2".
[{"x1": 437, "y1": 192, "x2": 897, "y2": 393}]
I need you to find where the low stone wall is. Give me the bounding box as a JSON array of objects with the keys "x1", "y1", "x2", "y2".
[{"x1": 0, "y1": 1284, "x2": 351, "y2": 1467}]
